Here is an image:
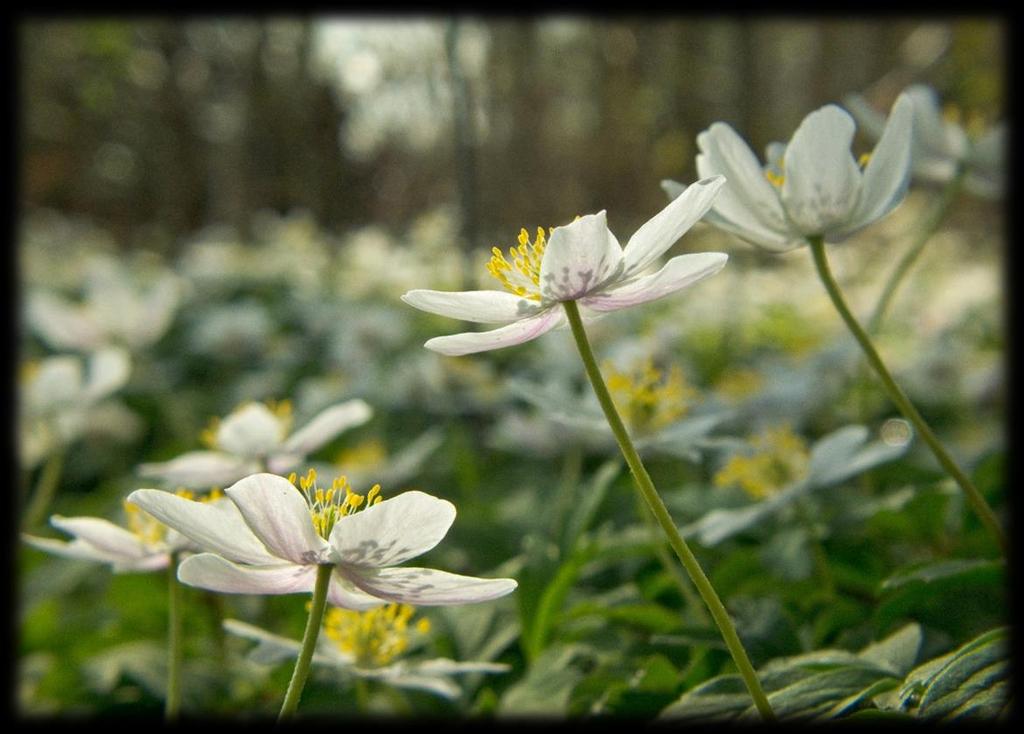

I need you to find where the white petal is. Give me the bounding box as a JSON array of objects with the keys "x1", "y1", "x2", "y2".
[
  {"x1": 279, "y1": 400, "x2": 373, "y2": 457},
  {"x1": 177, "y1": 553, "x2": 317, "y2": 595},
  {"x1": 346, "y1": 567, "x2": 518, "y2": 606},
  {"x1": 423, "y1": 308, "x2": 565, "y2": 356},
  {"x1": 328, "y1": 570, "x2": 388, "y2": 610},
  {"x1": 780, "y1": 104, "x2": 861, "y2": 234},
  {"x1": 696, "y1": 123, "x2": 792, "y2": 239},
  {"x1": 622, "y1": 176, "x2": 725, "y2": 277},
  {"x1": 329, "y1": 490, "x2": 456, "y2": 568},
  {"x1": 48, "y1": 515, "x2": 149, "y2": 559},
  {"x1": 82, "y1": 347, "x2": 131, "y2": 403},
  {"x1": 539, "y1": 212, "x2": 623, "y2": 301},
  {"x1": 25, "y1": 292, "x2": 104, "y2": 352},
  {"x1": 127, "y1": 489, "x2": 279, "y2": 565},
  {"x1": 414, "y1": 658, "x2": 511, "y2": 675},
  {"x1": 834, "y1": 92, "x2": 914, "y2": 240},
  {"x1": 582, "y1": 252, "x2": 728, "y2": 312},
  {"x1": 225, "y1": 473, "x2": 330, "y2": 565},
  {"x1": 137, "y1": 451, "x2": 260, "y2": 489},
  {"x1": 216, "y1": 403, "x2": 285, "y2": 457},
  {"x1": 401, "y1": 289, "x2": 542, "y2": 324},
  {"x1": 22, "y1": 534, "x2": 156, "y2": 570}
]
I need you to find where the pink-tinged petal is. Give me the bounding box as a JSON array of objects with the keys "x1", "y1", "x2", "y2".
[
  {"x1": 423, "y1": 308, "x2": 565, "y2": 356},
  {"x1": 345, "y1": 567, "x2": 517, "y2": 606},
  {"x1": 328, "y1": 490, "x2": 456, "y2": 569},
  {"x1": 833, "y1": 92, "x2": 914, "y2": 240},
  {"x1": 582, "y1": 252, "x2": 728, "y2": 312},
  {"x1": 696, "y1": 123, "x2": 792, "y2": 240},
  {"x1": 539, "y1": 212, "x2": 623, "y2": 301},
  {"x1": 780, "y1": 105, "x2": 861, "y2": 234},
  {"x1": 279, "y1": 400, "x2": 373, "y2": 457},
  {"x1": 401, "y1": 289, "x2": 542, "y2": 324},
  {"x1": 216, "y1": 403, "x2": 285, "y2": 458},
  {"x1": 225, "y1": 473, "x2": 331, "y2": 565},
  {"x1": 622, "y1": 176, "x2": 725, "y2": 277},
  {"x1": 177, "y1": 553, "x2": 317, "y2": 595},
  {"x1": 48, "y1": 516, "x2": 149, "y2": 559},
  {"x1": 137, "y1": 450, "x2": 260, "y2": 489},
  {"x1": 328, "y1": 570, "x2": 387, "y2": 610},
  {"x1": 127, "y1": 489, "x2": 279, "y2": 565}
]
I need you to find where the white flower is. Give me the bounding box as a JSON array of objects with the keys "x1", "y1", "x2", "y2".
[
  {"x1": 127, "y1": 472, "x2": 517, "y2": 609},
  {"x1": 21, "y1": 496, "x2": 205, "y2": 573},
  {"x1": 845, "y1": 84, "x2": 1004, "y2": 199},
  {"x1": 401, "y1": 177, "x2": 729, "y2": 356},
  {"x1": 137, "y1": 399, "x2": 372, "y2": 489},
  {"x1": 662, "y1": 93, "x2": 915, "y2": 252},
  {"x1": 19, "y1": 348, "x2": 133, "y2": 468}
]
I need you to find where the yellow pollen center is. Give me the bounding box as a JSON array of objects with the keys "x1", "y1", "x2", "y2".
[
  {"x1": 322, "y1": 603, "x2": 430, "y2": 667},
  {"x1": 291, "y1": 468, "x2": 383, "y2": 539},
  {"x1": 605, "y1": 358, "x2": 695, "y2": 435},
  {"x1": 334, "y1": 438, "x2": 387, "y2": 472},
  {"x1": 267, "y1": 399, "x2": 294, "y2": 434},
  {"x1": 713, "y1": 424, "x2": 810, "y2": 500},
  {"x1": 199, "y1": 415, "x2": 221, "y2": 449},
  {"x1": 486, "y1": 226, "x2": 550, "y2": 301},
  {"x1": 858, "y1": 152, "x2": 873, "y2": 169}
]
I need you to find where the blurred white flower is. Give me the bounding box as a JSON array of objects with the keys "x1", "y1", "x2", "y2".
[
  {"x1": 138, "y1": 399, "x2": 372, "y2": 489},
  {"x1": 845, "y1": 84, "x2": 1004, "y2": 199},
  {"x1": 128, "y1": 471, "x2": 517, "y2": 608},
  {"x1": 403, "y1": 177, "x2": 728, "y2": 355},
  {"x1": 663, "y1": 93, "x2": 914, "y2": 251}
]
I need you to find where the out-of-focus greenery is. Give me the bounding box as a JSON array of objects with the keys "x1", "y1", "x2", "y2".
[{"x1": 17, "y1": 16, "x2": 1006, "y2": 721}]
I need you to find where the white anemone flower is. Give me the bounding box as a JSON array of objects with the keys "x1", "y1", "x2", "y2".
[
  {"x1": 127, "y1": 472, "x2": 517, "y2": 609},
  {"x1": 662, "y1": 93, "x2": 915, "y2": 252},
  {"x1": 401, "y1": 177, "x2": 729, "y2": 356},
  {"x1": 21, "y1": 494, "x2": 212, "y2": 573},
  {"x1": 844, "y1": 84, "x2": 1004, "y2": 199},
  {"x1": 137, "y1": 399, "x2": 372, "y2": 489}
]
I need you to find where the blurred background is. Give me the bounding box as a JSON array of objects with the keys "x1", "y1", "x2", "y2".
[{"x1": 19, "y1": 17, "x2": 1004, "y2": 254}]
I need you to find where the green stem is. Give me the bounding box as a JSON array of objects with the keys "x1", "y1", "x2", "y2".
[
  {"x1": 807, "y1": 236, "x2": 1006, "y2": 556},
  {"x1": 166, "y1": 552, "x2": 184, "y2": 720},
  {"x1": 278, "y1": 564, "x2": 334, "y2": 721},
  {"x1": 793, "y1": 500, "x2": 835, "y2": 599},
  {"x1": 22, "y1": 450, "x2": 64, "y2": 530},
  {"x1": 354, "y1": 677, "x2": 370, "y2": 713},
  {"x1": 867, "y1": 167, "x2": 967, "y2": 334},
  {"x1": 562, "y1": 300, "x2": 775, "y2": 721}
]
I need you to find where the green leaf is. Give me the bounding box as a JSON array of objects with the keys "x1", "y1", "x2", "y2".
[
  {"x1": 914, "y1": 627, "x2": 1009, "y2": 720},
  {"x1": 858, "y1": 622, "x2": 922, "y2": 677}
]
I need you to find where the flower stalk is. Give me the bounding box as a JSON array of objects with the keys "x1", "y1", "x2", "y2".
[
  {"x1": 807, "y1": 235, "x2": 1006, "y2": 556},
  {"x1": 562, "y1": 299, "x2": 775, "y2": 721},
  {"x1": 166, "y1": 552, "x2": 184, "y2": 721},
  {"x1": 278, "y1": 564, "x2": 334, "y2": 721},
  {"x1": 23, "y1": 450, "x2": 64, "y2": 530}
]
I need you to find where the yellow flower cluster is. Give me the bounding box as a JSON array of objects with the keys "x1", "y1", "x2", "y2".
[
  {"x1": 322, "y1": 602, "x2": 431, "y2": 667},
  {"x1": 714, "y1": 424, "x2": 810, "y2": 500},
  {"x1": 290, "y1": 468, "x2": 382, "y2": 539},
  {"x1": 605, "y1": 358, "x2": 695, "y2": 435}
]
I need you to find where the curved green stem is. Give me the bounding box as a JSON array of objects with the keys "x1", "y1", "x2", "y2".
[
  {"x1": 562, "y1": 300, "x2": 775, "y2": 721},
  {"x1": 868, "y1": 167, "x2": 967, "y2": 334},
  {"x1": 22, "y1": 450, "x2": 64, "y2": 530},
  {"x1": 166, "y1": 552, "x2": 184, "y2": 720},
  {"x1": 807, "y1": 236, "x2": 1006, "y2": 556},
  {"x1": 278, "y1": 564, "x2": 334, "y2": 721}
]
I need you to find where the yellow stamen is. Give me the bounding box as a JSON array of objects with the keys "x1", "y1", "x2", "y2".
[
  {"x1": 292, "y1": 469, "x2": 381, "y2": 539},
  {"x1": 858, "y1": 152, "x2": 873, "y2": 169},
  {"x1": 765, "y1": 169, "x2": 785, "y2": 188},
  {"x1": 323, "y1": 603, "x2": 428, "y2": 667},
  {"x1": 605, "y1": 358, "x2": 695, "y2": 435},
  {"x1": 486, "y1": 226, "x2": 550, "y2": 301},
  {"x1": 713, "y1": 424, "x2": 810, "y2": 500}
]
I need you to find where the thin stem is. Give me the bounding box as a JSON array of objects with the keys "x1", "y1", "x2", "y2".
[
  {"x1": 166, "y1": 552, "x2": 184, "y2": 720},
  {"x1": 22, "y1": 450, "x2": 64, "y2": 530},
  {"x1": 278, "y1": 564, "x2": 334, "y2": 721},
  {"x1": 792, "y1": 500, "x2": 835, "y2": 599},
  {"x1": 867, "y1": 167, "x2": 967, "y2": 334},
  {"x1": 562, "y1": 300, "x2": 775, "y2": 721},
  {"x1": 807, "y1": 236, "x2": 1006, "y2": 556}
]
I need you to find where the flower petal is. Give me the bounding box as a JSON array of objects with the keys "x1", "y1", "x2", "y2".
[
  {"x1": 216, "y1": 402, "x2": 285, "y2": 458},
  {"x1": 83, "y1": 347, "x2": 131, "y2": 403},
  {"x1": 345, "y1": 567, "x2": 518, "y2": 606},
  {"x1": 278, "y1": 399, "x2": 373, "y2": 458},
  {"x1": 23, "y1": 533, "x2": 168, "y2": 571},
  {"x1": 225, "y1": 473, "x2": 330, "y2": 565},
  {"x1": 25, "y1": 292, "x2": 105, "y2": 352},
  {"x1": 137, "y1": 451, "x2": 260, "y2": 489},
  {"x1": 696, "y1": 123, "x2": 792, "y2": 241},
  {"x1": 47, "y1": 515, "x2": 149, "y2": 559},
  {"x1": 423, "y1": 308, "x2": 565, "y2": 356},
  {"x1": 328, "y1": 570, "x2": 388, "y2": 610},
  {"x1": 401, "y1": 289, "x2": 542, "y2": 324},
  {"x1": 780, "y1": 104, "x2": 861, "y2": 234},
  {"x1": 622, "y1": 176, "x2": 725, "y2": 277},
  {"x1": 833, "y1": 92, "x2": 914, "y2": 240},
  {"x1": 177, "y1": 553, "x2": 317, "y2": 595},
  {"x1": 539, "y1": 212, "x2": 623, "y2": 301},
  {"x1": 582, "y1": 252, "x2": 728, "y2": 312},
  {"x1": 329, "y1": 490, "x2": 456, "y2": 568},
  {"x1": 127, "y1": 488, "x2": 279, "y2": 565}
]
